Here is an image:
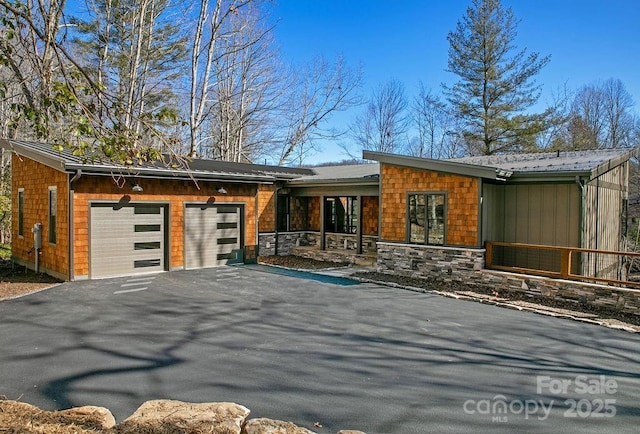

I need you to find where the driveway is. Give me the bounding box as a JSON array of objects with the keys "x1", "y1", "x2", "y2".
[{"x1": 0, "y1": 265, "x2": 639, "y2": 433}]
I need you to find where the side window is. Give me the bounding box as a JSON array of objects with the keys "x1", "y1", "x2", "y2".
[
  {"x1": 18, "y1": 189, "x2": 24, "y2": 237},
  {"x1": 277, "y1": 195, "x2": 290, "y2": 232},
  {"x1": 408, "y1": 193, "x2": 446, "y2": 245},
  {"x1": 48, "y1": 186, "x2": 57, "y2": 244}
]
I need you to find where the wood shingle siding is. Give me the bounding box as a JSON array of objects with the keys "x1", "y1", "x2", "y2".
[
  {"x1": 72, "y1": 176, "x2": 257, "y2": 278},
  {"x1": 380, "y1": 164, "x2": 479, "y2": 247},
  {"x1": 11, "y1": 154, "x2": 69, "y2": 279}
]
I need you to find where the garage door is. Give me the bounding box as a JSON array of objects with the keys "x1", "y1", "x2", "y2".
[
  {"x1": 184, "y1": 204, "x2": 243, "y2": 269},
  {"x1": 90, "y1": 204, "x2": 166, "y2": 278}
]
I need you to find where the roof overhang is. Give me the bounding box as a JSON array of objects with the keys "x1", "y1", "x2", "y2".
[
  {"x1": 0, "y1": 139, "x2": 283, "y2": 184},
  {"x1": 363, "y1": 150, "x2": 512, "y2": 181}
]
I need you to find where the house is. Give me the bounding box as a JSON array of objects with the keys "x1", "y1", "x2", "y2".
[
  {"x1": 1, "y1": 139, "x2": 313, "y2": 280},
  {"x1": 363, "y1": 149, "x2": 635, "y2": 281},
  {"x1": 2, "y1": 138, "x2": 635, "y2": 283}
]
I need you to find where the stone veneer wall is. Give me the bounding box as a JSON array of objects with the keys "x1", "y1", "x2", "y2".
[
  {"x1": 258, "y1": 231, "x2": 320, "y2": 256},
  {"x1": 376, "y1": 241, "x2": 484, "y2": 280},
  {"x1": 376, "y1": 241, "x2": 640, "y2": 316},
  {"x1": 325, "y1": 233, "x2": 378, "y2": 254},
  {"x1": 258, "y1": 231, "x2": 378, "y2": 256}
]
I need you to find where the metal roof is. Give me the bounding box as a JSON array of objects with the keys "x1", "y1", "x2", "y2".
[
  {"x1": 451, "y1": 149, "x2": 635, "y2": 179},
  {"x1": 287, "y1": 163, "x2": 380, "y2": 185},
  {"x1": 364, "y1": 148, "x2": 637, "y2": 181},
  {"x1": 0, "y1": 139, "x2": 314, "y2": 183}
]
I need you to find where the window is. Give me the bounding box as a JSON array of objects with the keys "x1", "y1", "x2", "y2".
[
  {"x1": 48, "y1": 187, "x2": 57, "y2": 244},
  {"x1": 408, "y1": 193, "x2": 446, "y2": 245},
  {"x1": 18, "y1": 189, "x2": 24, "y2": 237},
  {"x1": 324, "y1": 196, "x2": 358, "y2": 234},
  {"x1": 276, "y1": 195, "x2": 290, "y2": 232}
]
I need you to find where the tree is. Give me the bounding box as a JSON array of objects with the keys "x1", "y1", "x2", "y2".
[
  {"x1": 276, "y1": 55, "x2": 363, "y2": 166},
  {"x1": 444, "y1": 0, "x2": 550, "y2": 155},
  {"x1": 409, "y1": 82, "x2": 464, "y2": 159},
  {"x1": 350, "y1": 79, "x2": 409, "y2": 154},
  {"x1": 556, "y1": 79, "x2": 636, "y2": 150},
  {"x1": 72, "y1": 0, "x2": 188, "y2": 145}
]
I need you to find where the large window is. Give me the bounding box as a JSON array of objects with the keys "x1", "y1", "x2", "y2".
[
  {"x1": 17, "y1": 189, "x2": 24, "y2": 237},
  {"x1": 324, "y1": 197, "x2": 358, "y2": 234},
  {"x1": 48, "y1": 186, "x2": 57, "y2": 244},
  {"x1": 408, "y1": 193, "x2": 446, "y2": 245}
]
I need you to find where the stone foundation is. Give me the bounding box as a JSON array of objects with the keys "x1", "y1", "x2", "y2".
[
  {"x1": 376, "y1": 242, "x2": 484, "y2": 281},
  {"x1": 259, "y1": 232, "x2": 377, "y2": 256},
  {"x1": 375, "y1": 241, "x2": 640, "y2": 317}
]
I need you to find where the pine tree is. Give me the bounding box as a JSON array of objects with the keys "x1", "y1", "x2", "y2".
[{"x1": 444, "y1": 0, "x2": 550, "y2": 155}]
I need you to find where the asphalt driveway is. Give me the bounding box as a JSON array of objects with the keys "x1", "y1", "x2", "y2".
[{"x1": 0, "y1": 265, "x2": 639, "y2": 433}]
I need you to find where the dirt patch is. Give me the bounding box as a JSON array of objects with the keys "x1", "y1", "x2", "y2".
[
  {"x1": 259, "y1": 255, "x2": 350, "y2": 269},
  {"x1": 259, "y1": 255, "x2": 640, "y2": 332},
  {"x1": 0, "y1": 259, "x2": 61, "y2": 301}
]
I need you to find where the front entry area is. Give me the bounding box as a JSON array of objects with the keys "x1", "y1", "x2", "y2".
[
  {"x1": 90, "y1": 203, "x2": 167, "y2": 279},
  {"x1": 184, "y1": 203, "x2": 244, "y2": 269}
]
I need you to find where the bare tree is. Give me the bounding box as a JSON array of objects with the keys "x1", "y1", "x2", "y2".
[
  {"x1": 602, "y1": 78, "x2": 635, "y2": 148},
  {"x1": 276, "y1": 55, "x2": 363, "y2": 166},
  {"x1": 206, "y1": 4, "x2": 280, "y2": 162},
  {"x1": 188, "y1": 0, "x2": 258, "y2": 157},
  {"x1": 350, "y1": 78, "x2": 409, "y2": 154}
]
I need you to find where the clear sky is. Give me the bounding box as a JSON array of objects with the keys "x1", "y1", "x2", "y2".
[{"x1": 271, "y1": 0, "x2": 640, "y2": 164}]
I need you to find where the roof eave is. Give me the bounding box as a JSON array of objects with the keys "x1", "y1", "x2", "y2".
[
  {"x1": 286, "y1": 177, "x2": 379, "y2": 188},
  {"x1": 590, "y1": 148, "x2": 637, "y2": 180},
  {"x1": 0, "y1": 138, "x2": 67, "y2": 172},
  {"x1": 363, "y1": 150, "x2": 504, "y2": 180},
  {"x1": 64, "y1": 163, "x2": 276, "y2": 183}
]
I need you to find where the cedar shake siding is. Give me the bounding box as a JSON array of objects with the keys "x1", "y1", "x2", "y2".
[
  {"x1": 12, "y1": 154, "x2": 69, "y2": 279},
  {"x1": 71, "y1": 176, "x2": 257, "y2": 278},
  {"x1": 380, "y1": 164, "x2": 479, "y2": 247}
]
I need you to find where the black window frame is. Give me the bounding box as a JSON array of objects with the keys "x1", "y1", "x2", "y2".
[
  {"x1": 406, "y1": 192, "x2": 447, "y2": 246},
  {"x1": 324, "y1": 196, "x2": 358, "y2": 234},
  {"x1": 276, "y1": 194, "x2": 290, "y2": 232},
  {"x1": 48, "y1": 186, "x2": 57, "y2": 244}
]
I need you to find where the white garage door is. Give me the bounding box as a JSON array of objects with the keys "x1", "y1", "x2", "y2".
[
  {"x1": 90, "y1": 204, "x2": 166, "y2": 278},
  {"x1": 184, "y1": 204, "x2": 243, "y2": 269}
]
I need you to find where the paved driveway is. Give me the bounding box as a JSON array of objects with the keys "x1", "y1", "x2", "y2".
[{"x1": 0, "y1": 265, "x2": 639, "y2": 433}]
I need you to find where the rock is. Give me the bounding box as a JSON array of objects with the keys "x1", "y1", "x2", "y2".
[
  {"x1": 0, "y1": 400, "x2": 114, "y2": 433},
  {"x1": 242, "y1": 417, "x2": 317, "y2": 434},
  {"x1": 57, "y1": 405, "x2": 116, "y2": 430},
  {"x1": 117, "y1": 399, "x2": 250, "y2": 434}
]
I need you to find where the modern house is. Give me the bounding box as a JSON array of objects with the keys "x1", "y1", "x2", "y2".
[{"x1": 2, "y1": 138, "x2": 635, "y2": 283}]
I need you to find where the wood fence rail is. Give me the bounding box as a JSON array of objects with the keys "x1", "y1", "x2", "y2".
[{"x1": 485, "y1": 241, "x2": 640, "y2": 288}]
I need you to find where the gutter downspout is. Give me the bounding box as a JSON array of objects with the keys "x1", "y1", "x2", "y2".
[{"x1": 576, "y1": 176, "x2": 586, "y2": 249}]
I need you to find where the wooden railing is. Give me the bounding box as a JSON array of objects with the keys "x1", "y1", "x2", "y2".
[{"x1": 485, "y1": 241, "x2": 640, "y2": 288}]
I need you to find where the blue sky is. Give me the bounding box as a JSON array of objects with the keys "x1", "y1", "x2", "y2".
[{"x1": 271, "y1": 0, "x2": 640, "y2": 164}]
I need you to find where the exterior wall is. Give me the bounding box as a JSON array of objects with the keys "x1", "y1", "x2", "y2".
[
  {"x1": 307, "y1": 197, "x2": 320, "y2": 230},
  {"x1": 258, "y1": 231, "x2": 320, "y2": 256},
  {"x1": 72, "y1": 176, "x2": 257, "y2": 278},
  {"x1": 11, "y1": 155, "x2": 69, "y2": 279},
  {"x1": 257, "y1": 184, "x2": 276, "y2": 233},
  {"x1": 583, "y1": 162, "x2": 628, "y2": 279},
  {"x1": 380, "y1": 164, "x2": 480, "y2": 247},
  {"x1": 325, "y1": 233, "x2": 378, "y2": 254},
  {"x1": 483, "y1": 182, "x2": 581, "y2": 247},
  {"x1": 376, "y1": 242, "x2": 485, "y2": 281},
  {"x1": 362, "y1": 195, "x2": 379, "y2": 235}
]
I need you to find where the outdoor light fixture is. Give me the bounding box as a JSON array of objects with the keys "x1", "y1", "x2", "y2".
[
  {"x1": 216, "y1": 186, "x2": 227, "y2": 194},
  {"x1": 131, "y1": 183, "x2": 143, "y2": 192}
]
